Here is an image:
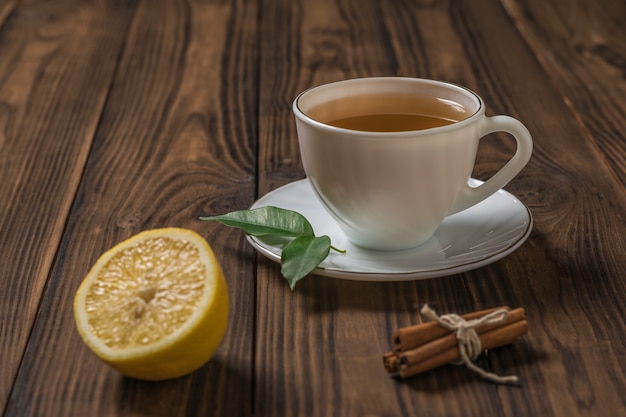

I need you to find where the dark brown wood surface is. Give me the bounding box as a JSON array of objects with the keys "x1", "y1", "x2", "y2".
[{"x1": 0, "y1": 0, "x2": 624, "y2": 416}]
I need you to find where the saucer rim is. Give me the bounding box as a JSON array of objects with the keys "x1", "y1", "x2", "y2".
[{"x1": 245, "y1": 179, "x2": 533, "y2": 282}]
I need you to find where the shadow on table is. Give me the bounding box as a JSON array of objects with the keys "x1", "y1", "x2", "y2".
[
  {"x1": 397, "y1": 340, "x2": 548, "y2": 392},
  {"x1": 292, "y1": 270, "x2": 477, "y2": 315},
  {"x1": 113, "y1": 355, "x2": 251, "y2": 416}
]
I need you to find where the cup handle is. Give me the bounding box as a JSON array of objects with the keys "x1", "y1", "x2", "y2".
[{"x1": 448, "y1": 115, "x2": 533, "y2": 215}]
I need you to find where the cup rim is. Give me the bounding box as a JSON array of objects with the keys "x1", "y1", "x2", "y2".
[{"x1": 293, "y1": 77, "x2": 484, "y2": 138}]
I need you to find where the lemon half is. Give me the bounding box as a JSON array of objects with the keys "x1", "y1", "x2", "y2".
[{"x1": 73, "y1": 228, "x2": 229, "y2": 381}]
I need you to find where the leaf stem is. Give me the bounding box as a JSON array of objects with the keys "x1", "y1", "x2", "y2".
[{"x1": 330, "y1": 245, "x2": 346, "y2": 254}]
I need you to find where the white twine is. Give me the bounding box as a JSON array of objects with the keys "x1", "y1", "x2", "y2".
[{"x1": 420, "y1": 304, "x2": 520, "y2": 385}]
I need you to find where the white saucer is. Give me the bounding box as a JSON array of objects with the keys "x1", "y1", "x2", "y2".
[{"x1": 246, "y1": 179, "x2": 532, "y2": 281}]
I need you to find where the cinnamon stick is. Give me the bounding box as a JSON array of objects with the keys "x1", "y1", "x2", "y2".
[
  {"x1": 398, "y1": 319, "x2": 528, "y2": 378},
  {"x1": 383, "y1": 351, "x2": 400, "y2": 374},
  {"x1": 399, "y1": 308, "x2": 526, "y2": 367},
  {"x1": 393, "y1": 306, "x2": 511, "y2": 353}
]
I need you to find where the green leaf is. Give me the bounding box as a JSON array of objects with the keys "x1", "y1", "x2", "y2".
[
  {"x1": 201, "y1": 206, "x2": 315, "y2": 237},
  {"x1": 281, "y1": 235, "x2": 331, "y2": 290},
  {"x1": 202, "y1": 207, "x2": 343, "y2": 289}
]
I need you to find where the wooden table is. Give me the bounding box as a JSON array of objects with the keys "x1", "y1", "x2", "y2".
[{"x1": 1, "y1": 0, "x2": 625, "y2": 416}]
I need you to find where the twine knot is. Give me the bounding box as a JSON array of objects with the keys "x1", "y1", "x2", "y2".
[{"x1": 420, "y1": 305, "x2": 520, "y2": 385}]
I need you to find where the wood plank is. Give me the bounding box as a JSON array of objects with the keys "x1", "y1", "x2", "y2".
[
  {"x1": 0, "y1": 0, "x2": 134, "y2": 410},
  {"x1": 3, "y1": 0, "x2": 259, "y2": 416},
  {"x1": 255, "y1": 273, "x2": 503, "y2": 416},
  {"x1": 255, "y1": 0, "x2": 509, "y2": 415},
  {"x1": 257, "y1": 0, "x2": 626, "y2": 416},
  {"x1": 453, "y1": 0, "x2": 626, "y2": 416},
  {"x1": 502, "y1": 0, "x2": 626, "y2": 188},
  {"x1": 0, "y1": 0, "x2": 19, "y2": 27}
]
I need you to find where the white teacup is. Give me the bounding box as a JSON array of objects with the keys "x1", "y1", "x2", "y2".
[{"x1": 293, "y1": 77, "x2": 532, "y2": 251}]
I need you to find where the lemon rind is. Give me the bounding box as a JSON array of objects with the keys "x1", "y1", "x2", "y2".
[{"x1": 73, "y1": 228, "x2": 226, "y2": 362}]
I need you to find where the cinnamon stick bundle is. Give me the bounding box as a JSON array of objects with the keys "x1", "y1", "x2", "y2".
[{"x1": 384, "y1": 306, "x2": 527, "y2": 379}]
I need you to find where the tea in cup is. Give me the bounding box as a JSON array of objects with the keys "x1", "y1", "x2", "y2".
[{"x1": 293, "y1": 77, "x2": 532, "y2": 251}]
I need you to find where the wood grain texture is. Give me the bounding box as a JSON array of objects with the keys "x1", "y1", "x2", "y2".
[
  {"x1": 460, "y1": 2, "x2": 626, "y2": 416},
  {"x1": 0, "y1": 0, "x2": 19, "y2": 26},
  {"x1": 0, "y1": 0, "x2": 135, "y2": 409},
  {"x1": 256, "y1": 0, "x2": 626, "y2": 416},
  {"x1": 503, "y1": 0, "x2": 626, "y2": 189},
  {"x1": 255, "y1": 0, "x2": 515, "y2": 415},
  {"x1": 3, "y1": 0, "x2": 259, "y2": 416},
  {"x1": 456, "y1": 0, "x2": 626, "y2": 415},
  {"x1": 1, "y1": 0, "x2": 625, "y2": 415}
]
